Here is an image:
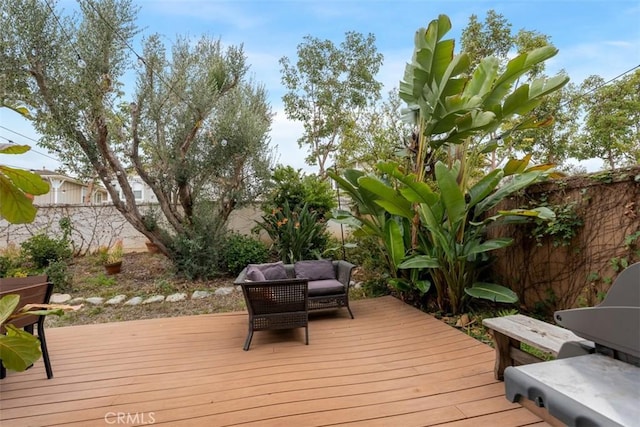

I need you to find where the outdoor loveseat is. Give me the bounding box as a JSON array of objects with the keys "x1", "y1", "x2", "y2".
[{"x1": 234, "y1": 259, "x2": 356, "y2": 350}]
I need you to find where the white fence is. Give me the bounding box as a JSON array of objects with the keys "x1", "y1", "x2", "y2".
[{"x1": 0, "y1": 203, "x2": 346, "y2": 253}]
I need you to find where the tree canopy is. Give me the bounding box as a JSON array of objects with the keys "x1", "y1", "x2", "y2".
[
  {"x1": 1, "y1": 0, "x2": 274, "y2": 262},
  {"x1": 279, "y1": 32, "x2": 384, "y2": 178},
  {"x1": 573, "y1": 70, "x2": 640, "y2": 169}
]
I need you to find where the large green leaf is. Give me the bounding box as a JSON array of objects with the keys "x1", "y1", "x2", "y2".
[
  {"x1": 329, "y1": 169, "x2": 385, "y2": 219},
  {"x1": 465, "y1": 238, "x2": 513, "y2": 256},
  {"x1": 485, "y1": 46, "x2": 559, "y2": 107},
  {"x1": 502, "y1": 84, "x2": 541, "y2": 117},
  {"x1": 464, "y1": 282, "x2": 518, "y2": 303},
  {"x1": 360, "y1": 176, "x2": 413, "y2": 219},
  {"x1": 467, "y1": 169, "x2": 503, "y2": 209},
  {"x1": 0, "y1": 324, "x2": 42, "y2": 372},
  {"x1": 464, "y1": 57, "x2": 499, "y2": 98},
  {"x1": 438, "y1": 54, "x2": 470, "y2": 95},
  {"x1": 377, "y1": 162, "x2": 439, "y2": 206},
  {"x1": 475, "y1": 171, "x2": 543, "y2": 215},
  {"x1": 0, "y1": 166, "x2": 50, "y2": 195},
  {"x1": 0, "y1": 294, "x2": 20, "y2": 324},
  {"x1": 384, "y1": 220, "x2": 405, "y2": 269},
  {"x1": 399, "y1": 255, "x2": 440, "y2": 269},
  {"x1": 529, "y1": 74, "x2": 570, "y2": 99},
  {"x1": 498, "y1": 74, "x2": 568, "y2": 119},
  {"x1": 0, "y1": 175, "x2": 38, "y2": 224},
  {"x1": 434, "y1": 162, "x2": 465, "y2": 226},
  {"x1": 400, "y1": 15, "x2": 453, "y2": 108}
]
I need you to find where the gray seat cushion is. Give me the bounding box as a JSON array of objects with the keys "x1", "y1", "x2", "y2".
[{"x1": 308, "y1": 279, "x2": 344, "y2": 297}]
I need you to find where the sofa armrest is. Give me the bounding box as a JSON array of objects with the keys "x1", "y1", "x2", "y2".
[
  {"x1": 333, "y1": 260, "x2": 356, "y2": 288},
  {"x1": 234, "y1": 268, "x2": 249, "y2": 285}
]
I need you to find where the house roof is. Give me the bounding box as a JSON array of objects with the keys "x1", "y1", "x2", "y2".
[{"x1": 31, "y1": 168, "x2": 107, "y2": 193}]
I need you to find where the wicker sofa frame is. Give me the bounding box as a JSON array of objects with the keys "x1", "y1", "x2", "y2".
[
  {"x1": 234, "y1": 260, "x2": 356, "y2": 350},
  {"x1": 238, "y1": 279, "x2": 309, "y2": 351},
  {"x1": 235, "y1": 260, "x2": 356, "y2": 318}
]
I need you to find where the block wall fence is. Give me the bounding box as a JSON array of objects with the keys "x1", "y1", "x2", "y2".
[{"x1": 486, "y1": 166, "x2": 639, "y2": 312}]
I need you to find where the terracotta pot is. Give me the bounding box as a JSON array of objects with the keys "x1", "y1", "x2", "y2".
[
  {"x1": 104, "y1": 261, "x2": 122, "y2": 275},
  {"x1": 145, "y1": 241, "x2": 160, "y2": 254}
]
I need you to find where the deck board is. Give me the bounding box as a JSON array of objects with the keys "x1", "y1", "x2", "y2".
[{"x1": 0, "y1": 296, "x2": 546, "y2": 426}]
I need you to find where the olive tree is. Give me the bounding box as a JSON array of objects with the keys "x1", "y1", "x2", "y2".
[{"x1": 1, "y1": 0, "x2": 274, "y2": 265}]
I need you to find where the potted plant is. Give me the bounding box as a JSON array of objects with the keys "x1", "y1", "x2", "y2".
[{"x1": 99, "y1": 240, "x2": 124, "y2": 275}]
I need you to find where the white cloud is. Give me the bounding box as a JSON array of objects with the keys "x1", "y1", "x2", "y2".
[
  {"x1": 268, "y1": 108, "x2": 315, "y2": 173},
  {"x1": 548, "y1": 39, "x2": 640, "y2": 83}
]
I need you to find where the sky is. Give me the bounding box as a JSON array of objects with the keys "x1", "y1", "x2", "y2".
[{"x1": 2, "y1": 0, "x2": 639, "y2": 174}]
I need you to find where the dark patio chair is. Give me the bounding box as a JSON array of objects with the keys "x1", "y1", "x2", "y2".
[
  {"x1": 239, "y1": 279, "x2": 309, "y2": 351},
  {"x1": 236, "y1": 260, "x2": 356, "y2": 318},
  {"x1": 0, "y1": 277, "x2": 54, "y2": 379}
]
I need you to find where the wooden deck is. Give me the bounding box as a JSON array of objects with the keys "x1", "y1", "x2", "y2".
[{"x1": 0, "y1": 296, "x2": 549, "y2": 426}]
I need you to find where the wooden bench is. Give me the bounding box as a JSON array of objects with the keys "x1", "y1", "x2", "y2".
[{"x1": 482, "y1": 314, "x2": 592, "y2": 380}]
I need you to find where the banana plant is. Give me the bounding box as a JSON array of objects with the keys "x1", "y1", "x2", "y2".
[
  {"x1": 399, "y1": 15, "x2": 569, "y2": 178},
  {"x1": 332, "y1": 156, "x2": 555, "y2": 313},
  {"x1": 374, "y1": 160, "x2": 554, "y2": 313},
  {"x1": 330, "y1": 14, "x2": 568, "y2": 313}
]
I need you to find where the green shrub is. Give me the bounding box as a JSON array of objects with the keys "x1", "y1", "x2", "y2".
[
  {"x1": 262, "y1": 166, "x2": 336, "y2": 220},
  {"x1": 345, "y1": 234, "x2": 391, "y2": 297},
  {"x1": 45, "y1": 260, "x2": 73, "y2": 293},
  {"x1": 255, "y1": 201, "x2": 329, "y2": 263},
  {"x1": 222, "y1": 232, "x2": 269, "y2": 275},
  {"x1": 169, "y1": 208, "x2": 226, "y2": 280},
  {"x1": 0, "y1": 255, "x2": 15, "y2": 277},
  {"x1": 0, "y1": 244, "x2": 29, "y2": 278},
  {"x1": 21, "y1": 233, "x2": 72, "y2": 269}
]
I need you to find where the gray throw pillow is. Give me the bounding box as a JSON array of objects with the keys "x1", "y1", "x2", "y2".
[
  {"x1": 294, "y1": 259, "x2": 335, "y2": 281},
  {"x1": 245, "y1": 266, "x2": 266, "y2": 282},
  {"x1": 249, "y1": 261, "x2": 288, "y2": 280}
]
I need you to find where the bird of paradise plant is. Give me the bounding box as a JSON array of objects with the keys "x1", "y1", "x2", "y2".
[{"x1": 329, "y1": 14, "x2": 567, "y2": 314}]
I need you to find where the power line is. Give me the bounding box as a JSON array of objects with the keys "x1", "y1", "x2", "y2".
[
  {"x1": 43, "y1": 0, "x2": 85, "y2": 68},
  {"x1": 0, "y1": 130, "x2": 62, "y2": 163},
  {"x1": 0, "y1": 125, "x2": 40, "y2": 144},
  {"x1": 560, "y1": 63, "x2": 640, "y2": 109}
]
